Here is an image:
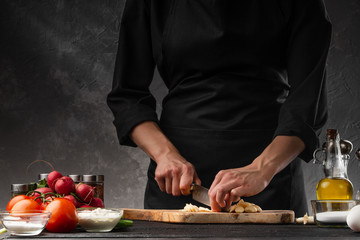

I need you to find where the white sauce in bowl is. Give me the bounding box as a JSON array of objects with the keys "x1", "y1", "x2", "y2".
[{"x1": 77, "y1": 208, "x2": 123, "y2": 232}]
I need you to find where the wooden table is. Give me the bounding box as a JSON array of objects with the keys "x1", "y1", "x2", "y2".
[{"x1": 1, "y1": 220, "x2": 360, "y2": 239}]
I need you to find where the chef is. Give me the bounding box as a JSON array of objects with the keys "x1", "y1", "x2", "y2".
[{"x1": 107, "y1": 0, "x2": 332, "y2": 217}]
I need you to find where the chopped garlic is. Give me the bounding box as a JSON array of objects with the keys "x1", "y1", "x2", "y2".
[
  {"x1": 183, "y1": 203, "x2": 211, "y2": 212},
  {"x1": 296, "y1": 213, "x2": 314, "y2": 224},
  {"x1": 229, "y1": 199, "x2": 262, "y2": 213}
]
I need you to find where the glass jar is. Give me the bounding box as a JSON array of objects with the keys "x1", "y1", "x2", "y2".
[
  {"x1": 11, "y1": 183, "x2": 37, "y2": 197},
  {"x1": 82, "y1": 175, "x2": 104, "y2": 202}
]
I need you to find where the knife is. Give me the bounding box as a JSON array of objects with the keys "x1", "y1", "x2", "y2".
[{"x1": 191, "y1": 184, "x2": 211, "y2": 207}]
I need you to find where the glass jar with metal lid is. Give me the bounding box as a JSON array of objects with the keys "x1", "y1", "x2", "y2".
[
  {"x1": 82, "y1": 175, "x2": 104, "y2": 202},
  {"x1": 11, "y1": 183, "x2": 37, "y2": 198}
]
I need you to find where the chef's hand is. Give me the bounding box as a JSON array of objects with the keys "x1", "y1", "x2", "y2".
[
  {"x1": 208, "y1": 163, "x2": 271, "y2": 212},
  {"x1": 208, "y1": 135, "x2": 305, "y2": 212},
  {"x1": 129, "y1": 121, "x2": 201, "y2": 196},
  {"x1": 155, "y1": 151, "x2": 201, "y2": 196}
]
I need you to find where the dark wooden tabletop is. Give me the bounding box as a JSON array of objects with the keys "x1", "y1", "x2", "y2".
[{"x1": 2, "y1": 220, "x2": 360, "y2": 239}]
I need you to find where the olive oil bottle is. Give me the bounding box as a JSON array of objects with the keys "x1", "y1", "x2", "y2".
[
  {"x1": 317, "y1": 177, "x2": 353, "y2": 200},
  {"x1": 316, "y1": 129, "x2": 353, "y2": 200}
]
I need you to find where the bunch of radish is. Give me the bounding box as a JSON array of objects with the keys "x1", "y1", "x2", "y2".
[{"x1": 30, "y1": 170, "x2": 104, "y2": 208}]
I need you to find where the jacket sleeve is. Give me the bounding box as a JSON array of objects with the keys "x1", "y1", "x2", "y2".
[
  {"x1": 107, "y1": 0, "x2": 158, "y2": 147},
  {"x1": 274, "y1": 0, "x2": 332, "y2": 161}
]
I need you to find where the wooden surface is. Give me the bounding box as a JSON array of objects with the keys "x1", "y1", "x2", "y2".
[{"x1": 122, "y1": 208, "x2": 295, "y2": 224}]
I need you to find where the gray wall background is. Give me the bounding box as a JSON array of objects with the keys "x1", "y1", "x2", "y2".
[{"x1": 0, "y1": 0, "x2": 359, "y2": 214}]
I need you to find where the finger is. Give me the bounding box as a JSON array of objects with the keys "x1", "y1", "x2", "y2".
[
  {"x1": 224, "y1": 193, "x2": 232, "y2": 210},
  {"x1": 209, "y1": 185, "x2": 226, "y2": 211},
  {"x1": 165, "y1": 176, "x2": 172, "y2": 194},
  {"x1": 216, "y1": 188, "x2": 227, "y2": 208},
  {"x1": 210, "y1": 192, "x2": 227, "y2": 212},
  {"x1": 230, "y1": 186, "x2": 245, "y2": 200},
  {"x1": 211, "y1": 178, "x2": 242, "y2": 200},
  {"x1": 179, "y1": 170, "x2": 194, "y2": 196},
  {"x1": 172, "y1": 173, "x2": 181, "y2": 196},
  {"x1": 209, "y1": 184, "x2": 220, "y2": 212},
  {"x1": 210, "y1": 198, "x2": 222, "y2": 212},
  {"x1": 224, "y1": 193, "x2": 232, "y2": 207},
  {"x1": 193, "y1": 171, "x2": 201, "y2": 186},
  {"x1": 230, "y1": 194, "x2": 241, "y2": 203},
  {"x1": 155, "y1": 176, "x2": 165, "y2": 192}
]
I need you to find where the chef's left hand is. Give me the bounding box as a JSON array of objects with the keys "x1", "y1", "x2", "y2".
[
  {"x1": 208, "y1": 162, "x2": 272, "y2": 212},
  {"x1": 208, "y1": 135, "x2": 305, "y2": 212}
]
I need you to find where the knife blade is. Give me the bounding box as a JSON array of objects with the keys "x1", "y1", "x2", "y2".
[{"x1": 191, "y1": 184, "x2": 211, "y2": 207}]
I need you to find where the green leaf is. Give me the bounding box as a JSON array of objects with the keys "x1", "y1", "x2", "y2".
[{"x1": 37, "y1": 178, "x2": 48, "y2": 188}]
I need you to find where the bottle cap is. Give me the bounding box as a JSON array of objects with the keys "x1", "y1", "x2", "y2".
[
  {"x1": 11, "y1": 183, "x2": 37, "y2": 192},
  {"x1": 68, "y1": 175, "x2": 82, "y2": 182},
  {"x1": 82, "y1": 175, "x2": 96, "y2": 182},
  {"x1": 82, "y1": 175, "x2": 104, "y2": 182},
  {"x1": 326, "y1": 129, "x2": 338, "y2": 137},
  {"x1": 38, "y1": 173, "x2": 49, "y2": 181}
]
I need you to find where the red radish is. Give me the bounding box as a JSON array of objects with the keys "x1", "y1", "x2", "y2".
[
  {"x1": 79, "y1": 204, "x2": 92, "y2": 208},
  {"x1": 90, "y1": 197, "x2": 104, "y2": 208},
  {"x1": 63, "y1": 195, "x2": 81, "y2": 208},
  {"x1": 75, "y1": 183, "x2": 95, "y2": 203},
  {"x1": 29, "y1": 187, "x2": 53, "y2": 197},
  {"x1": 47, "y1": 171, "x2": 63, "y2": 192},
  {"x1": 54, "y1": 176, "x2": 75, "y2": 195}
]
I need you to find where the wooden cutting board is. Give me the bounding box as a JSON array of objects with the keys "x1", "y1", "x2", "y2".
[{"x1": 122, "y1": 208, "x2": 294, "y2": 224}]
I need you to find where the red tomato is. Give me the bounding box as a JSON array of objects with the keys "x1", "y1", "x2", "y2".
[
  {"x1": 45, "y1": 198, "x2": 78, "y2": 233},
  {"x1": 6, "y1": 195, "x2": 29, "y2": 211},
  {"x1": 11, "y1": 199, "x2": 42, "y2": 211}
]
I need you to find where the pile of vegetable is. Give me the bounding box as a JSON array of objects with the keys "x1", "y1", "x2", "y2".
[
  {"x1": 31, "y1": 170, "x2": 104, "y2": 208},
  {"x1": 4, "y1": 165, "x2": 132, "y2": 233}
]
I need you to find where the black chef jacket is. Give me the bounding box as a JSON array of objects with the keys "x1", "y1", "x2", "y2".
[{"x1": 107, "y1": 0, "x2": 332, "y2": 217}]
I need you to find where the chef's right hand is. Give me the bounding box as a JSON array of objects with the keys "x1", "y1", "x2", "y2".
[
  {"x1": 155, "y1": 151, "x2": 201, "y2": 196},
  {"x1": 129, "y1": 121, "x2": 201, "y2": 197}
]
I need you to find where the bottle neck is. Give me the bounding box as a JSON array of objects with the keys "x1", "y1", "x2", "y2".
[{"x1": 324, "y1": 138, "x2": 348, "y2": 178}]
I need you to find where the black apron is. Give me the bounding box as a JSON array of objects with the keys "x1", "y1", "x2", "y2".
[
  {"x1": 144, "y1": 125, "x2": 308, "y2": 217},
  {"x1": 138, "y1": 0, "x2": 315, "y2": 218},
  {"x1": 107, "y1": 0, "x2": 330, "y2": 219}
]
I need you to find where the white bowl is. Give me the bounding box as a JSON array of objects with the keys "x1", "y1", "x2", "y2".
[
  {"x1": 0, "y1": 210, "x2": 51, "y2": 236},
  {"x1": 77, "y1": 208, "x2": 123, "y2": 232}
]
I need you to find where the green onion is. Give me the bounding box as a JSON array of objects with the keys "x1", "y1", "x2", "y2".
[{"x1": 114, "y1": 219, "x2": 133, "y2": 229}]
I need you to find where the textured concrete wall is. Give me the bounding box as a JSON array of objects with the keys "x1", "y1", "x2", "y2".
[
  {"x1": 0, "y1": 0, "x2": 359, "y2": 213},
  {"x1": 302, "y1": 0, "x2": 360, "y2": 211}
]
